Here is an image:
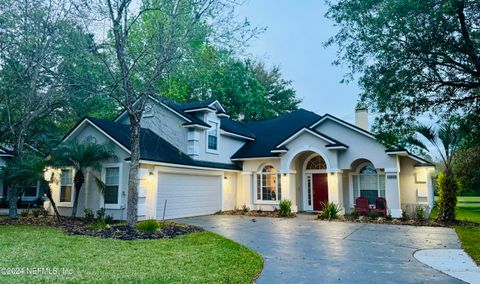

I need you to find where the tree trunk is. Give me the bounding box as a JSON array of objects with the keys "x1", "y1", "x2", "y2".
[
  {"x1": 7, "y1": 185, "x2": 18, "y2": 219},
  {"x1": 437, "y1": 170, "x2": 458, "y2": 222},
  {"x1": 41, "y1": 181, "x2": 61, "y2": 222},
  {"x1": 71, "y1": 170, "x2": 85, "y2": 219},
  {"x1": 126, "y1": 115, "x2": 141, "y2": 227}
]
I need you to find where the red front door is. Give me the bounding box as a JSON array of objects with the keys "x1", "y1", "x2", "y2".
[{"x1": 313, "y1": 173, "x2": 328, "y2": 211}]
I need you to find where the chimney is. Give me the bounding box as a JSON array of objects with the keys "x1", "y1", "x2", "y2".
[{"x1": 355, "y1": 104, "x2": 369, "y2": 131}]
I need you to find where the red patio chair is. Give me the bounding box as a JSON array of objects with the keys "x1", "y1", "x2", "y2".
[
  {"x1": 372, "y1": 197, "x2": 387, "y2": 216},
  {"x1": 354, "y1": 196, "x2": 370, "y2": 215}
]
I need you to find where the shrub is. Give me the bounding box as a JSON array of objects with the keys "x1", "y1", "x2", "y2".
[
  {"x1": 386, "y1": 214, "x2": 393, "y2": 221},
  {"x1": 105, "y1": 215, "x2": 114, "y2": 224},
  {"x1": 241, "y1": 204, "x2": 249, "y2": 213},
  {"x1": 437, "y1": 172, "x2": 460, "y2": 222},
  {"x1": 367, "y1": 211, "x2": 382, "y2": 219},
  {"x1": 279, "y1": 199, "x2": 292, "y2": 217},
  {"x1": 319, "y1": 202, "x2": 342, "y2": 220},
  {"x1": 350, "y1": 208, "x2": 360, "y2": 219},
  {"x1": 84, "y1": 208, "x2": 95, "y2": 222},
  {"x1": 32, "y1": 208, "x2": 47, "y2": 218},
  {"x1": 136, "y1": 219, "x2": 160, "y2": 233},
  {"x1": 90, "y1": 219, "x2": 107, "y2": 230},
  {"x1": 401, "y1": 211, "x2": 410, "y2": 221},
  {"x1": 415, "y1": 205, "x2": 427, "y2": 221},
  {"x1": 20, "y1": 209, "x2": 29, "y2": 217},
  {"x1": 96, "y1": 208, "x2": 105, "y2": 220}
]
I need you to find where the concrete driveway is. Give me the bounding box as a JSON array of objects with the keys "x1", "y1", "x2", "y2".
[{"x1": 178, "y1": 214, "x2": 463, "y2": 283}]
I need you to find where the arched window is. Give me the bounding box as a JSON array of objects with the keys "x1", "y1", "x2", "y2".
[
  {"x1": 306, "y1": 156, "x2": 326, "y2": 170},
  {"x1": 359, "y1": 164, "x2": 377, "y2": 174},
  {"x1": 256, "y1": 165, "x2": 282, "y2": 201},
  {"x1": 353, "y1": 163, "x2": 385, "y2": 204}
]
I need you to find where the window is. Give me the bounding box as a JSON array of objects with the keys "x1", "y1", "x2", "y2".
[
  {"x1": 104, "y1": 167, "x2": 120, "y2": 205},
  {"x1": 256, "y1": 165, "x2": 282, "y2": 201},
  {"x1": 60, "y1": 169, "x2": 73, "y2": 203},
  {"x1": 306, "y1": 156, "x2": 326, "y2": 170},
  {"x1": 24, "y1": 186, "x2": 37, "y2": 197},
  {"x1": 307, "y1": 175, "x2": 312, "y2": 206},
  {"x1": 352, "y1": 163, "x2": 385, "y2": 204},
  {"x1": 207, "y1": 121, "x2": 218, "y2": 151}
]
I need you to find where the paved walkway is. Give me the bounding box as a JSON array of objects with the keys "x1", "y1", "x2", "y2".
[
  {"x1": 178, "y1": 214, "x2": 464, "y2": 283},
  {"x1": 415, "y1": 249, "x2": 480, "y2": 284}
]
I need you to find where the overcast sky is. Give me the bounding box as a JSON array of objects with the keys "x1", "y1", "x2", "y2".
[{"x1": 236, "y1": 0, "x2": 361, "y2": 123}]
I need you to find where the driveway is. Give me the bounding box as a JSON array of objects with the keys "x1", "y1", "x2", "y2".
[{"x1": 178, "y1": 214, "x2": 463, "y2": 283}]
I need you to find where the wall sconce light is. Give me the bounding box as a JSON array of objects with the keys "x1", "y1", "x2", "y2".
[
  {"x1": 283, "y1": 173, "x2": 287, "y2": 177},
  {"x1": 224, "y1": 176, "x2": 228, "y2": 180},
  {"x1": 147, "y1": 171, "x2": 155, "y2": 182}
]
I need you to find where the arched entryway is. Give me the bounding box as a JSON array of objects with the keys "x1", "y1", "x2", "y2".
[{"x1": 303, "y1": 154, "x2": 328, "y2": 211}]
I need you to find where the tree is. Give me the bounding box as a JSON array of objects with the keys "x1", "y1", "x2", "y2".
[
  {"x1": 0, "y1": 155, "x2": 61, "y2": 221},
  {"x1": 85, "y1": 0, "x2": 256, "y2": 226},
  {"x1": 0, "y1": 0, "x2": 96, "y2": 218},
  {"x1": 409, "y1": 122, "x2": 462, "y2": 222},
  {"x1": 50, "y1": 140, "x2": 114, "y2": 219},
  {"x1": 325, "y1": 0, "x2": 480, "y2": 141}
]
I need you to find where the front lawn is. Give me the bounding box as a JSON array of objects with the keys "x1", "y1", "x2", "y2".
[
  {"x1": 0, "y1": 226, "x2": 263, "y2": 283},
  {"x1": 429, "y1": 196, "x2": 480, "y2": 265}
]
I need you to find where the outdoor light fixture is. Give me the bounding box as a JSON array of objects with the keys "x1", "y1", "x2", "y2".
[{"x1": 224, "y1": 176, "x2": 228, "y2": 180}]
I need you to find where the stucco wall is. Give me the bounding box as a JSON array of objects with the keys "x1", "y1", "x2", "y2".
[
  {"x1": 46, "y1": 123, "x2": 131, "y2": 220},
  {"x1": 314, "y1": 119, "x2": 397, "y2": 170},
  {"x1": 222, "y1": 171, "x2": 237, "y2": 211},
  {"x1": 399, "y1": 157, "x2": 431, "y2": 214}
]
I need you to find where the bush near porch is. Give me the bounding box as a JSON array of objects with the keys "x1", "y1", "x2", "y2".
[
  {"x1": 430, "y1": 196, "x2": 480, "y2": 264},
  {"x1": 0, "y1": 226, "x2": 264, "y2": 283}
]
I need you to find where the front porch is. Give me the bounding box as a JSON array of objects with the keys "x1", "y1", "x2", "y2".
[{"x1": 237, "y1": 149, "x2": 407, "y2": 218}]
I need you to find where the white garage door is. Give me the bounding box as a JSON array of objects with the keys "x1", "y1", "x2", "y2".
[{"x1": 156, "y1": 173, "x2": 221, "y2": 220}]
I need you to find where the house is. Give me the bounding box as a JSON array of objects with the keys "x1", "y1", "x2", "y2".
[
  {"x1": 0, "y1": 146, "x2": 44, "y2": 208},
  {"x1": 44, "y1": 96, "x2": 435, "y2": 220}
]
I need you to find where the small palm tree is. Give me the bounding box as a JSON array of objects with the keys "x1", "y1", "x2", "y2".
[
  {"x1": 409, "y1": 121, "x2": 461, "y2": 222},
  {"x1": 0, "y1": 155, "x2": 61, "y2": 221},
  {"x1": 50, "y1": 140, "x2": 114, "y2": 219}
]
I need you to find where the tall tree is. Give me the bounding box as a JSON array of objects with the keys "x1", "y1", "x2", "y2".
[
  {"x1": 85, "y1": 0, "x2": 256, "y2": 226},
  {"x1": 0, "y1": 0, "x2": 92, "y2": 218},
  {"x1": 325, "y1": 0, "x2": 480, "y2": 142}
]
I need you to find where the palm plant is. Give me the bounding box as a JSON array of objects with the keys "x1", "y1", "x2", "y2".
[
  {"x1": 409, "y1": 121, "x2": 462, "y2": 222},
  {"x1": 50, "y1": 140, "x2": 114, "y2": 219},
  {"x1": 0, "y1": 155, "x2": 61, "y2": 221}
]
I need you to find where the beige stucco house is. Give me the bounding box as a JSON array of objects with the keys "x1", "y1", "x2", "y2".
[{"x1": 45, "y1": 96, "x2": 435, "y2": 220}]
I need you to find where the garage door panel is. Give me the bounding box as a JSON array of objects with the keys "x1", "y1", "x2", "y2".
[{"x1": 156, "y1": 172, "x2": 221, "y2": 219}]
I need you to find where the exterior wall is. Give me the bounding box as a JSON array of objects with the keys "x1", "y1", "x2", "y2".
[
  {"x1": 398, "y1": 157, "x2": 434, "y2": 215},
  {"x1": 314, "y1": 119, "x2": 397, "y2": 170},
  {"x1": 192, "y1": 111, "x2": 246, "y2": 164},
  {"x1": 222, "y1": 172, "x2": 237, "y2": 211},
  {"x1": 46, "y1": 124, "x2": 131, "y2": 220},
  {"x1": 119, "y1": 101, "x2": 189, "y2": 153}
]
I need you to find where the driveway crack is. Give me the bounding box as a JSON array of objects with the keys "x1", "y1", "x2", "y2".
[{"x1": 342, "y1": 223, "x2": 366, "y2": 240}]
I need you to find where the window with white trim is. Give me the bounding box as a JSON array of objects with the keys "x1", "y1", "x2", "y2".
[
  {"x1": 352, "y1": 164, "x2": 385, "y2": 204},
  {"x1": 60, "y1": 169, "x2": 73, "y2": 203},
  {"x1": 207, "y1": 121, "x2": 218, "y2": 151},
  {"x1": 104, "y1": 167, "x2": 120, "y2": 205},
  {"x1": 256, "y1": 165, "x2": 282, "y2": 201}
]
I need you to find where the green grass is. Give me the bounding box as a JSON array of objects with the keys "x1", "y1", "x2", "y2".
[
  {"x1": 429, "y1": 196, "x2": 480, "y2": 223},
  {"x1": 0, "y1": 226, "x2": 263, "y2": 283},
  {"x1": 429, "y1": 196, "x2": 480, "y2": 264},
  {"x1": 455, "y1": 226, "x2": 480, "y2": 264}
]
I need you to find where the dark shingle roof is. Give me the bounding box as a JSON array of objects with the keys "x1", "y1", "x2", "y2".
[
  {"x1": 231, "y1": 109, "x2": 324, "y2": 159},
  {"x1": 178, "y1": 99, "x2": 217, "y2": 111},
  {"x1": 219, "y1": 117, "x2": 256, "y2": 139},
  {"x1": 87, "y1": 117, "x2": 240, "y2": 171}
]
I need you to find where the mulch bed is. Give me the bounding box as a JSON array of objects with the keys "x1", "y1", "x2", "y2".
[
  {"x1": 319, "y1": 215, "x2": 480, "y2": 227},
  {"x1": 219, "y1": 210, "x2": 296, "y2": 218},
  {"x1": 0, "y1": 216, "x2": 204, "y2": 240}
]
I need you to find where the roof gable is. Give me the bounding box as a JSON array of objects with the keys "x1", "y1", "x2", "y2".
[
  {"x1": 310, "y1": 114, "x2": 376, "y2": 139},
  {"x1": 231, "y1": 109, "x2": 322, "y2": 159}
]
